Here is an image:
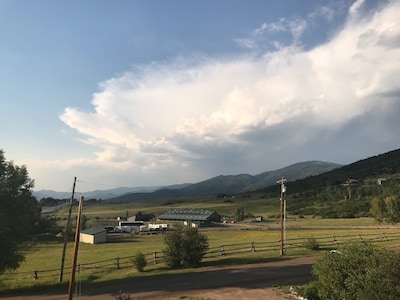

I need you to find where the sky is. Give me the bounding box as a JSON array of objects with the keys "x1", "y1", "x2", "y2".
[{"x1": 1, "y1": 0, "x2": 399, "y2": 192}]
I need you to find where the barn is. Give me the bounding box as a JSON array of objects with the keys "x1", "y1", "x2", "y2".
[
  {"x1": 80, "y1": 228, "x2": 107, "y2": 244},
  {"x1": 157, "y1": 209, "x2": 221, "y2": 226},
  {"x1": 128, "y1": 213, "x2": 155, "y2": 222}
]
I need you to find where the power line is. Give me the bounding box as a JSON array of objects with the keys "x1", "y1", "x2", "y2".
[{"x1": 75, "y1": 179, "x2": 122, "y2": 190}]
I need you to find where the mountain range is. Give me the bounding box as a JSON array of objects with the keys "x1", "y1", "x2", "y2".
[{"x1": 33, "y1": 160, "x2": 340, "y2": 201}]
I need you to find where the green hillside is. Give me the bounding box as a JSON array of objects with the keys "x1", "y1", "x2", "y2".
[
  {"x1": 101, "y1": 148, "x2": 400, "y2": 220},
  {"x1": 261, "y1": 148, "x2": 400, "y2": 218},
  {"x1": 107, "y1": 161, "x2": 340, "y2": 202}
]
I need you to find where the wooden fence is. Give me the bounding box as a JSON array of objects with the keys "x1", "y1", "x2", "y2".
[{"x1": 3, "y1": 231, "x2": 400, "y2": 284}]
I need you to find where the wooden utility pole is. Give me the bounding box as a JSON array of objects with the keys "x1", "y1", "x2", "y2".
[
  {"x1": 59, "y1": 177, "x2": 77, "y2": 282},
  {"x1": 68, "y1": 196, "x2": 84, "y2": 300},
  {"x1": 277, "y1": 177, "x2": 287, "y2": 256}
]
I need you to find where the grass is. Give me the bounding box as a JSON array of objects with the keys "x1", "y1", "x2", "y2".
[
  {"x1": 2, "y1": 194, "x2": 399, "y2": 294},
  {"x1": 2, "y1": 223, "x2": 399, "y2": 294},
  {"x1": 65, "y1": 193, "x2": 281, "y2": 221}
]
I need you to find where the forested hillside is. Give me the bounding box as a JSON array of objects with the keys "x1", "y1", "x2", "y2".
[
  {"x1": 262, "y1": 148, "x2": 400, "y2": 218},
  {"x1": 106, "y1": 161, "x2": 339, "y2": 202}
]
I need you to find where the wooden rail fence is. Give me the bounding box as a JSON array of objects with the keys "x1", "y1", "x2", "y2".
[{"x1": 2, "y1": 231, "x2": 400, "y2": 284}]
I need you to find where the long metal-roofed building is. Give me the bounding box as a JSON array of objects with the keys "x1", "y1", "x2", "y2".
[{"x1": 158, "y1": 209, "x2": 221, "y2": 225}]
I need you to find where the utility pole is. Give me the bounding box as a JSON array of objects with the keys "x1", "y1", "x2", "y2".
[
  {"x1": 59, "y1": 177, "x2": 77, "y2": 282},
  {"x1": 68, "y1": 196, "x2": 84, "y2": 300},
  {"x1": 277, "y1": 177, "x2": 287, "y2": 255}
]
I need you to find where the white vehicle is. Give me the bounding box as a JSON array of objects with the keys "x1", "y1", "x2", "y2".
[
  {"x1": 148, "y1": 223, "x2": 169, "y2": 231},
  {"x1": 139, "y1": 225, "x2": 149, "y2": 232}
]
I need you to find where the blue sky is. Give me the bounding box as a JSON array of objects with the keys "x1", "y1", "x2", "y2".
[{"x1": 1, "y1": 0, "x2": 399, "y2": 192}]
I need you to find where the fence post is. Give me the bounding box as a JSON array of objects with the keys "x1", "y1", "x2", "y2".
[
  {"x1": 153, "y1": 251, "x2": 158, "y2": 264},
  {"x1": 332, "y1": 235, "x2": 338, "y2": 246},
  {"x1": 251, "y1": 241, "x2": 256, "y2": 252},
  {"x1": 116, "y1": 257, "x2": 120, "y2": 269},
  {"x1": 220, "y1": 245, "x2": 225, "y2": 255},
  {"x1": 33, "y1": 269, "x2": 38, "y2": 280}
]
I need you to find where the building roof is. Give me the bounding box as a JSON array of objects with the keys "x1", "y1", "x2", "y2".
[
  {"x1": 128, "y1": 213, "x2": 155, "y2": 222},
  {"x1": 158, "y1": 209, "x2": 220, "y2": 222},
  {"x1": 81, "y1": 228, "x2": 107, "y2": 235}
]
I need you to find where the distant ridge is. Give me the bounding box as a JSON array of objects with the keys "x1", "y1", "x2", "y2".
[
  {"x1": 268, "y1": 148, "x2": 400, "y2": 218},
  {"x1": 277, "y1": 147, "x2": 400, "y2": 194},
  {"x1": 33, "y1": 161, "x2": 339, "y2": 201},
  {"x1": 42, "y1": 145, "x2": 400, "y2": 202},
  {"x1": 105, "y1": 161, "x2": 340, "y2": 202},
  {"x1": 33, "y1": 186, "x2": 165, "y2": 201}
]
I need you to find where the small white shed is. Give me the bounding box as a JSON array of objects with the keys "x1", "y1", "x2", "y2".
[{"x1": 80, "y1": 228, "x2": 107, "y2": 244}]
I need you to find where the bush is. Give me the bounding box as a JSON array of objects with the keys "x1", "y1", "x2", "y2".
[
  {"x1": 312, "y1": 241, "x2": 400, "y2": 299},
  {"x1": 131, "y1": 252, "x2": 147, "y2": 272},
  {"x1": 163, "y1": 224, "x2": 209, "y2": 268},
  {"x1": 302, "y1": 237, "x2": 320, "y2": 250},
  {"x1": 299, "y1": 281, "x2": 321, "y2": 300}
]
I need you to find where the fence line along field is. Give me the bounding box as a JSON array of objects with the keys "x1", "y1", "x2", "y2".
[
  {"x1": 1, "y1": 218, "x2": 399, "y2": 293},
  {"x1": 2, "y1": 193, "x2": 399, "y2": 293}
]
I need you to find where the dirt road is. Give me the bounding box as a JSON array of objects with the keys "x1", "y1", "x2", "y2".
[{"x1": 2, "y1": 256, "x2": 316, "y2": 300}]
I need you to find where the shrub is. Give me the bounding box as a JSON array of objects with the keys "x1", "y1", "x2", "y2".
[
  {"x1": 312, "y1": 241, "x2": 400, "y2": 300},
  {"x1": 163, "y1": 224, "x2": 209, "y2": 268},
  {"x1": 299, "y1": 281, "x2": 321, "y2": 300},
  {"x1": 302, "y1": 237, "x2": 320, "y2": 250},
  {"x1": 131, "y1": 252, "x2": 147, "y2": 272}
]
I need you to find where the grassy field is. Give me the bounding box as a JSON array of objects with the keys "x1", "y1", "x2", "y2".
[
  {"x1": 56, "y1": 193, "x2": 282, "y2": 226},
  {"x1": 1, "y1": 224, "x2": 399, "y2": 293},
  {"x1": 1, "y1": 194, "x2": 399, "y2": 294}
]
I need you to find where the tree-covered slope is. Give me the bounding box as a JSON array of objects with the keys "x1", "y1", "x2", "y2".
[
  {"x1": 107, "y1": 161, "x2": 340, "y2": 202},
  {"x1": 262, "y1": 148, "x2": 400, "y2": 218}
]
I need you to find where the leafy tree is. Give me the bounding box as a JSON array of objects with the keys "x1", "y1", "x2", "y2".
[
  {"x1": 307, "y1": 241, "x2": 400, "y2": 300},
  {"x1": 370, "y1": 196, "x2": 387, "y2": 223},
  {"x1": 39, "y1": 197, "x2": 59, "y2": 206},
  {"x1": 0, "y1": 150, "x2": 41, "y2": 273},
  {"x1": 370, "y1": 195, "x2": 400, "y2": 224},
  {"x1": 384, "y1": 195, "x2": 400, "y2": 223},
  {"x1": 163, "y1": 224, "x2": 208, "y2": 268},
  {"x1": 235, "y1": 207, "x2": 245, "y2": 222}
]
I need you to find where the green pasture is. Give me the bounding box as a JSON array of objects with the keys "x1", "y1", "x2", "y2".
[
  {"x1": 2, "y1": 194, "x2": 399, "y2": 294},
  {"x1": 1, "y1": 223, "x2": 399, "y2": 293},
  {"x1": 50, "y1": 194, "x2": 283, "y2": 228},
  {"x1": 59, "y1": 192, "x2": 389, "y2": 228}
]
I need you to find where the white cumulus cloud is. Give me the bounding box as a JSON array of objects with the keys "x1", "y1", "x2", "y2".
[{"x1": 60, "y1": 0, "x2": 400, "y2": 186}]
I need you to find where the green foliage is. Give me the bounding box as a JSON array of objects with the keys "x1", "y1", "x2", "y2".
[
  {"x1": 370, "y1": 195, "x2": 400, "y2": 224},
  {"x1": 0, "y1": 150, "x2": 41, "y2": 274},
  {"x1": 299, "y1": 281, "x2": 321, "y2": 300},
  {"x1": 163, "y1": 224, "x2": 209, "y2": 268},
  {"x1": 35, "y1": 216, "x2": 61, "y2": 235},
  {"x1": 235, "y1": 207, "x2": 245, "y2": 221},
  {"x1": 131, "y1": 252, "x2": 147, "y2": 272},
  {"x1": 310, "y1": 241, "x2": 400, "y2": 300},
  {"x1": 261, "y1": 148, "x2": 400, "y2": 219},
  {"x1": 384, "y1": 195, "x2": 400, "y2": 223},
  {"x1": 302, "y1": 237, "x2": 320, "y2": 250}
]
